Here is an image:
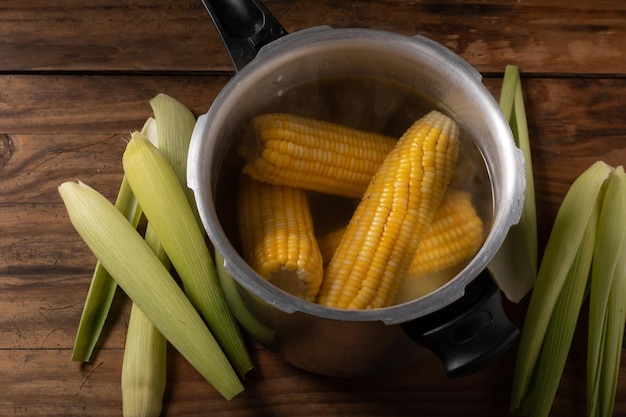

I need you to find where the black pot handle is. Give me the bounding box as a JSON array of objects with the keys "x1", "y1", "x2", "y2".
[
  {"x1": 200, "y1": 0, "x2": 288, "y2": 71},
  {"x1": 402, "y1": 270, "x2": 519, "y2": 377}
]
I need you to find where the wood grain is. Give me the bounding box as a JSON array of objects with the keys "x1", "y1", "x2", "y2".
[
  {"x1": 3, "y1": 1, "x2": 626, "y2": 416},
  {"x1": 1, "y1": 74, "x2": 625, "y2": 415},
  {"x1": 0, "y1": 332, "x2": 607, "y2": 417},
  {"x1": 0, "y1": 1, "x2": 625, "y2": 74},
  {"x1": 0, "y1": 75, "x2": 228, "y2": 134}
]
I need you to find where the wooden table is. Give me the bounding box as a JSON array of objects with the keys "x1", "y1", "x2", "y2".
[{"x1": 2, "y1": 1, "x2": 626, "y2": 415}]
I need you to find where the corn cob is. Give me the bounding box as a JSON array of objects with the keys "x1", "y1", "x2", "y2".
[
  {"x1": 238, "y1": 175, "x2": 324, "y2": 302},
  {"x1": 407, "y1": 190, "x2": 483, "y2": 276},
  {"x1": 240, "y1": 113, "x2": 397, "y2": 199},
  {"x1": 317, "y1": 190, "x2": 483, "y2": 277},
  {"x1": 317, "y1": 110, "x2": 460, "y2": 309}
]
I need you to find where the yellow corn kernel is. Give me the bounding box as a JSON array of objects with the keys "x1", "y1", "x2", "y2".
[
  {"x1": 407, "y1": 190, "x2": 484, "y2": 276},
  {"x1": 316, "y1": 110, "x2": 460, "y2": 309},
  {"x1": 238, "y1": 175, "x2": 324, "y2": 302},
  {"x1": 317, "y1": 190, "x2": 484, "y2": 276},
  {"x1": 240, "y1": 113, "x2": 397, "y2": 199}
]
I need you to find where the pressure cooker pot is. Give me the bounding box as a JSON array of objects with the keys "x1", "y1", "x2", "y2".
[{"x1": 187, "y1": 0, "x2": 525, "y2": 377}]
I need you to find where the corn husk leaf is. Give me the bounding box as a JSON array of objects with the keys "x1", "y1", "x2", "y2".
[
  {"x1": 149, "y1": 93, "x2": 201, "y2": 226},
  {"x1": 587, "y1": 166, "x2": 626, "y2": 417},
  {"x1": 122, "y1": 303, "x2": 167, "y2": 417},
  {"x1": 510, "y1": 160, "x2": 612, "y2": 411},
  {"x1": 523, "y1": 191, "x2": 599, "y2": 417},
  {"x1": 123, "y1": 133, "x2": 253, "y2": 378},
  {"x1": 121, "y1": 121, "x2": 169, "y2": 417},
  {"x1": 59, "y1": 181, "x2": 243, "y2": 400},
  {"x1": 489, "y1": 65, "x2": 538, "y2": 303},
  {"x1": 215, "y1": 251, "x2": 274, "y2": 346},
  {"x1": 70, "y1": 119, "x2": 155, "y2": 362},
  {"x1": 597, "y1": 255, "x2": 626, "y2": 417}
]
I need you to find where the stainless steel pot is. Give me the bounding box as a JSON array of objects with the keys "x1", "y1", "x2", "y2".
[{"x1": 187, "y1": 0, "x2": 525, "y2": 377}]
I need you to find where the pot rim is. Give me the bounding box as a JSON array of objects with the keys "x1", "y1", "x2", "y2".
[{"x1": 188, "y1": 26, "x2": 524, "y2": 325}]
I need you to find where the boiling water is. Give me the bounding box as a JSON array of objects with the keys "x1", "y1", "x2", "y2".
[{"x1": 214, "y1": 75, "x2": 494, "y2": 304}]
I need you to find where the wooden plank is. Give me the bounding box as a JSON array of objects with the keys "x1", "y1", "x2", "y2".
[
  {"x1": 0, "y1": 272, "x2": 129, "y2": 351},
  {"x1": 0, "y1": 345, "x2": 514, "y2": 416},
  {"x1": 520, "y1": 77, "x2": 626, "y2": 250},
  {"x1": 1, "y1": 338, "x2": 608, "y2": 417},
  {"x1": 0, "y1": 133, "x2": 128, "y2": 203},
  {"x1": 0, "y1": 0, "x2": 230, "y2": 72},
  {"x1": 0, "y1": 204, "x2": 129, "y2": 350},
  {"x1": 4, "y1": 2, "x2": 626, "y2": 416},
  {"x1": 0, "y1": 1, "x2": 624, "y2": 74},
  {"x1": 0, "y1": 75, "x2": 229, "y2": 134}
]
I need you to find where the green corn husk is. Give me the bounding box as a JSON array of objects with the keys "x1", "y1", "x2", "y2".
[
  {"x1": 489, "y1": 64, "x2": 538, "y2": 303},
  {"x1": 215, "y1": 251, "x2": 274, "y2": 346},
  {"x1": 149, "y1": 95, "x2": 254, "y2": 375},
  {"x1": 122, "y1": 307, "x2": 167, "y2": 414},
  {"x1": 149, "y1": 93, "x2": 201, "y2": 226},
  {"x1": 587, "y1": 166, "x2": 626, "y2": 417},
  {"x1": 70, "y1": 176, "x2": 139, "y2": 362},
  {"x1": 59, "y1": 181, "x2": 243, "y2": 400},
  {"x1": 122, "y1": 133, "x2": 253, "y2": 378},
  {"x1": 121, "y1": 120, "x2": 169, "y2": 417},
  {"x1": 70, "y1": 119, "x2": 155, "y2": 362},
  {"x1": 597, "y1": 254, "x2": 626, "y2": 417},
  {"x1": 121, "y1": 303, "x2": 167, "y2": 417},
  {"x1": 522, "y1": 193, "x2": 599, "y2": 417},
  {"x1": 510, "y1": 160, "x2": 612, "y2": 412}
]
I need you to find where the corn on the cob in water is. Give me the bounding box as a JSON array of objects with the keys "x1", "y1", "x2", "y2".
[
  {"x1": 407, "y1": 190, "x2": 483, "y2": 276},
  {"x1": 316, "y1": 110, "x2": 460, "y2": 309},
  {"x1": 317, "y1": 190, "x2": 483, "y2": 277},
  {"x1": 240, "y1": 113, "x2": 397, "y2": 199},
  {"x1": 238, "y1": 175, "x2": 324, "y2": 302}
]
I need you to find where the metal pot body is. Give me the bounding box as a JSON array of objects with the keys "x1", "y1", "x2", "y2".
[{"x1": 188, "y1": 26, "x2": 525, "y2": 377}]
